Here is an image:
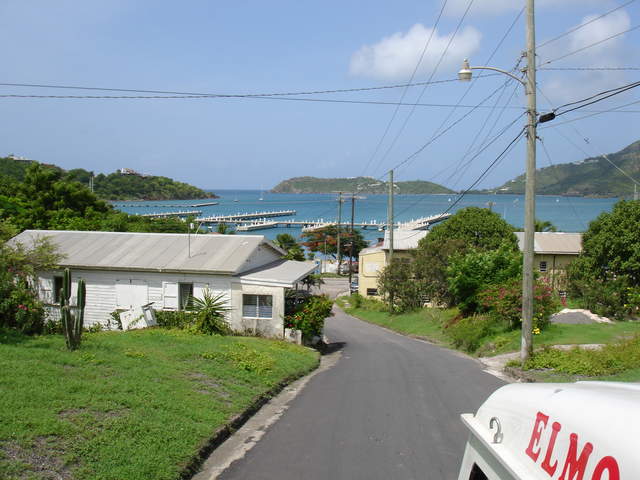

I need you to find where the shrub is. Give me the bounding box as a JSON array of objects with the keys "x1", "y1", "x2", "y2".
[
  {"x1": 445, "y1": 314, "x2": 500, "y2": 353},
  {"x1": 155, "y1": 310, "x2": 196, "y2": 329},
  {"x1": 190, "y1": 290, "x2": 232, "y2": 335},
  {"x1": 478, "y1": 277, "x2": 559, "y2": 330},
  {"x1": 349, "y1": 292, "x2": 363, "y2": 308},
  {"x1": 569, "y1": 275, "x2": 638, "y2": 320},
  {"x1": 285, "y1": 295, "x2": 333, "y2": 341},
  {"x1": 446, "y1": 243, "x2": 522, "y2": 315},
  {"x1": 377, "y1": 259, "x2": 428, "y2": 313},
  {"x1": 523, "y1": 335, "x2": 640, "y2": 377},
  {"x1": 0, "y1": 278, "x2": 45, "y2": 335}
]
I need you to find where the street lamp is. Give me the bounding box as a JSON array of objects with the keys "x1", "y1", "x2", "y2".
[{"x1": 457, "y1": 0, "x2": 537, "y2": 366}]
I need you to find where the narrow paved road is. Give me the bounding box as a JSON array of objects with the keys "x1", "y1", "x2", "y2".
[{"x1": 219, "y1": 308, "x2": 505, "y2": 480}]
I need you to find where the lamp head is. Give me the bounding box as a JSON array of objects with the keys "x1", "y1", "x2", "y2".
[{"x1": 458, "y1": 59, "x2": 472, "y2": 82}]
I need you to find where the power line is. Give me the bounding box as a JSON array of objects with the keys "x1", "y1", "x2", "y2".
[
  {"x1": 537, "y1": 137, "x2": 587, "y2": 230},
  {"x1": 555, "y1": 80, "x2": 640, "y2": 117},
  {"x1": 359, "y1": 0, "x2": 451, "y2": 179},
  {"x1": 539, "y1": 24, "x2": 640, "y2": 66},
  {"x1": 541, "y1": 98, "x2": 640, "y2": 128},
  {"x1": 370, "y1": 0, "x2": 476, "y2": 177},
  {"x1": 0, "y1": 92, "x2": 528, "y2": 109},
  {"x1": 536, "y1": 0, "x2": 638, "y2": 49},
  {"x1": 539, "y1": 67, "x2": 640, "y2": 71},
  {"x1": 0, "y1": 77, "x2": 478, "y2": 98}
]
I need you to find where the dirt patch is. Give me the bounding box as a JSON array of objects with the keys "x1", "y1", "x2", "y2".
[
  {"x1": 58, "y1": 407, "x2": 129, "y2": 423},
  {"x1": 188, "y1": 373, "x2": 232, "y2": 401},
  {"x1": 1, "y1": 436, "x2": 74, "y2": 480}
]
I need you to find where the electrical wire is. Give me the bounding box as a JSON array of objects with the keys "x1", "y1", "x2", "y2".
[
  {"x1": 370, "y1": 0, "x2": 476, "y2": 177},
  {"x1": 0, "y1": 92, "x2": 528, "y2": 109},
  {"x1": 539, "y1": 24, "x2": 640, "y2": 66},
  {"x1": 537, "y1": 137, "x2": 587, "y2": 230},
  {"x1": 555, "y1": 81, "x2": 640, "y2": 117},
  {"x1": 536, "y1": 0, "x2": 638, "y2": 49},
  {"x1": 358, "y1": 0, "x2": 451, "y2": 179},
  {"x1": 539, "y1": 67, "x2": 640, "y2": 71},
  {"x1": 541, "y1": 98, "x2": 640, "y2": 128}
]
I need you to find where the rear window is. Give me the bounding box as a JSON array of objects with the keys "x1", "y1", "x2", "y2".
[{"x1": 469, "y1": 463, "x2": 488, "y2": 480}]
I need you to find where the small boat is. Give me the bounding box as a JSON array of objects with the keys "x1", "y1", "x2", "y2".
[{"x1": 233, "y1": 198, "x2": 239, "y2": 202}]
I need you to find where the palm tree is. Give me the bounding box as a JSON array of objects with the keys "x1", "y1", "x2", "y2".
[
  {"x1": 535, "y1": 219, "x2": 557, "y2": 232},
  {"x1": 216, "y1": 223, "x2": 235, "y2": 234},
  {"x1": 190, "y1": 289, "x2": 232, "y2": 334}
]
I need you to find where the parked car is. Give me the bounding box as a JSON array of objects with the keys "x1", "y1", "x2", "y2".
[{"x1": 350, "y1": 279, "x2": 359, "y2": 294}]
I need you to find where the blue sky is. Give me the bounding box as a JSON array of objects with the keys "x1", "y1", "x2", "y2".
[{"x1": 0, "y1": 0, "x2": 638, "y2": 190}]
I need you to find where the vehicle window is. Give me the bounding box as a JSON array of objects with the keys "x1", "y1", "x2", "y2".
[{"x1": 469, "y1": 463, "x2": 488, "y2": 480}]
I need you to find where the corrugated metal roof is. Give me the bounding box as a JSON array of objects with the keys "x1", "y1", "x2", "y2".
[
  {"x1": 515, "y1": 232, "x2": 582, "y2": 255},
  {"x1": 237, "y1": 260, "x2": 317, "y2": 286},
  {"x1": 9, "y1": 230, "x2": 285, "y2": 274},
  {"x1": 382, "y1": 229, "x2": 428, "y2": 250}
]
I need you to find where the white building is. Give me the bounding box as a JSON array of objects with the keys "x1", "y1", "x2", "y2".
[{"x1": 10, "y1": 230, "x2": 317, "y2": 337}]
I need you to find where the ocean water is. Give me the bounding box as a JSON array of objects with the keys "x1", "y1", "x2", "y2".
[{"x1": 114, "y1": 189, "x2": 619, "y2": 244}]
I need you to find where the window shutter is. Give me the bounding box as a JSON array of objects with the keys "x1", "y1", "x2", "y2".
[
  {"x1": 193, "y1": 283, "x2": 209, "y2": 301},
  {"x1": 116, "y1": 280, "x2": 132, "y2": 309},
  {"x1": 163, "y1": 282, "x2": 179, "y2": 310},
  {"x1": 38, "y1": 278, "x2": 53, "y2": 304}
]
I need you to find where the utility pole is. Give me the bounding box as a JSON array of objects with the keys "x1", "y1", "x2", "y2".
[
  {"x1": 387, "y1": 170, "x2": 394, "y2": 262},
  {"x1": 521, "y1": 0, "x2": 538, "y2": 363},
  {"x1": 337, "y1": 192, "x2": 343, "y2": 275},
  {"x1": 634, "y1": 183, "x2": 638, "y2": 201},
  {"x1": 348, "y1": 194, "x2": 355, "y2": 287}
]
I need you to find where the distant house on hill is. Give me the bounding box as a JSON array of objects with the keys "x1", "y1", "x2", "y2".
[
  {"x1": 515, "y1": 232, "x2": 582, "y2": 293},
  {"x1": 9, "y1": 230, "x2": 316, "y2": 337},
  {"x1": 358, "y1": 229, "x2": 428, "y2": 297}
]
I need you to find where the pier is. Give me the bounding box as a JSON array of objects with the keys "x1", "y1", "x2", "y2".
[
  {"x1": 139, "y1": 210, "x2": 202, "y2": 218},
  {"x1": 197, "y1": 210, "x2": 296, "y2": 223}
]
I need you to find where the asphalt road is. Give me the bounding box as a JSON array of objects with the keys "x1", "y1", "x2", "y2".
[{"x1": 218, "y1": 308, "x2": 505, "y2": 480}]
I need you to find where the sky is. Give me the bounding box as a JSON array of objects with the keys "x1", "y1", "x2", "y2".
[{"x1": 0, "y1": 0, "x2": 638, "y2": 190}]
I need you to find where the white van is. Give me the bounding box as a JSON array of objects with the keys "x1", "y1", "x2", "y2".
[{"x1": 458, "y1": 382, "x2": 639, "y2": 480}]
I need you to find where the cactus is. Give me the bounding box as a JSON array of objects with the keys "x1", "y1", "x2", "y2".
[{"x1": 60, "y1": 268, "x2": 86, "y2": 350}]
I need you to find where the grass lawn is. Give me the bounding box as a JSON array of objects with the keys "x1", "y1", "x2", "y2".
[
  {"x1": 337, "y1": 296, "x2": 640, "y2": 356},
  {"x1": 0, "y1": 328, "x2": 319, "y2": 480},
  {"x1": 336, "y1": 297, "x2": 457, "y2": 345}
]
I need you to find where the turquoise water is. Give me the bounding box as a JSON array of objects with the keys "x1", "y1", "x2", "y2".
[{"x1": 114, "y1": 190, "x2": 619, "y2": 243}]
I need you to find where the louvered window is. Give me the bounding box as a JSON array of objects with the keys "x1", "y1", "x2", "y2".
[{"x1": 242, "y1": 294, "x2": 273, "y2": 318}]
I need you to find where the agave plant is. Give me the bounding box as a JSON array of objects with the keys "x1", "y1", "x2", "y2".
[{"x1": 190, "y1": 289, "x2": 232, "y2": 335}]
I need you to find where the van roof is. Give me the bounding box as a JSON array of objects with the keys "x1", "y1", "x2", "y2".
[{"x1": 462, "y1": 382, "x2": 640, "y2": 480}]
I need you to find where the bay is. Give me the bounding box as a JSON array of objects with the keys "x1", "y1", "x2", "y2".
[{"x1": 114, "y1": 189, "x2": 619, "y2": 244}]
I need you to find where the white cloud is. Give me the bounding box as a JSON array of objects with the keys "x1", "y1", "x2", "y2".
[
  {"x1": 445, "y1": 0, "x2": 606, "y2": 17},
  {"x1": 349, "y1": 23, "x2": 481, "y2": 81},
  {"x1": 540, "y1": 10, "x2": 633, "y2": 103}
]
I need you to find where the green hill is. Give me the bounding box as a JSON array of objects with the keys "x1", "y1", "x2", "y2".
[
  {"x1": 271, "y1": 176, "x2": 454, "y2": 194},
  {"x1": 491, "y1": 140, "x2": 640, "y2": 197},
  {"x1": 0, "y1": 157, "x2": 216, "y2": 201}
]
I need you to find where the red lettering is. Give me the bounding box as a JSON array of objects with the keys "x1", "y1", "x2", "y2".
[
  {"x1": 526, "y1": 411, "x2": 549, "y2": 462},
  {"x1": 541, "y1": 421, "x2": 562, "y2": 476},
  {"x1": 591, "y1": 456, "x2": 620, "y2": 480},
  {"x1": 559, "y1": 433, "x2": 593, "y2": 480}
]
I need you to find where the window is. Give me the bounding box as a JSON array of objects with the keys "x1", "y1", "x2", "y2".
[
  {"x1": 179, "y1": 283, "x2": 193, "y2": 310},
  {"x1": 469, "y1": 464, "x2": 488, "y2": 480},
  {"x1": 539, "y1": 261, "x2": 548, "y2": 273},
  {"x1": 242, "y1": 294, "x2": 273, "y2": 318},
  {"x1": 53, "y1": 276, "x2": 64, "y2": 303},
  {"x1": 559, "y1": 290, "x2": 567, "y2": 299},
  {"x1": 366, "y1": 288, "x2": 378, "y2": 296}
]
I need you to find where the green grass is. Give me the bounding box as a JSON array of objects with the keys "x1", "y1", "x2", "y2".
[
  {"x1": 0, "y1": 328, "x2": 319, "y2": 480},
  {"x1": 337, "y1": 296, "x2": 456, "y2": 345},
  {"x1": 338, "y1": 295, "x2": 640, "y2": 356}
]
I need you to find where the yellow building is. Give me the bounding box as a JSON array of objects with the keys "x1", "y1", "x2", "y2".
[
  {"x1": 515, "y1": 232, "x2": 582, "y2": 293},
  {"x1": 358, "y1": 230, "x2": 428, "y2": 297}
]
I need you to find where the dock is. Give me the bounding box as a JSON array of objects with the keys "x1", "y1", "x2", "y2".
[
  {"x1": 139, "y1": 210, "x2": 202, "y2": 218},
  {"x1": 197, "y1": 210, "x2": 296, "y2": 223}
]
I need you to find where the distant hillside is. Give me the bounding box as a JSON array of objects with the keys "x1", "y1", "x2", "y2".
[
  {"x1": 0, "y1": 157, "x2": 216, "y2": 201},
  {"x1": 490, "y1": 140, "x2": 640, "y2": 197},
  {"x1": 271, "y1": 176, "x2": 454, "y2": 194}
]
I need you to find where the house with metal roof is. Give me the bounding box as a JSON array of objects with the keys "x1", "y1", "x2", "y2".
[
  {"x1": 357, "y1": 230, "x2": 428, "y2": 297},
  {"x1": 514, "y1": 232, "x2": 583, "y2": 292},
  {"x1": 10, "y1": 230, "x2": 317, "y2": 337}
]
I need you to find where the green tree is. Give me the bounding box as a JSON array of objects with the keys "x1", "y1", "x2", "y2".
[
  {"x1": 301, "y1": 226, "x2": 368, "y2": 260},
  {"x1": 535, "y1": 219, "x2": 557, "y2": 232},
  {"x1": 274, "y1": 233, "x2": 305, "y2": 261},
  {"x1": 446, "y1": 244, "x2": 522, "y2": 315},
  {"x1": 568, "y1": 200, "x2": 640, "y2": 318},
  {"x1": 414, "y1": 207, "x2": 517, "y2": 305},
  {"x1": 377, "y1": 259, "x2": 427, "y2": 313}
]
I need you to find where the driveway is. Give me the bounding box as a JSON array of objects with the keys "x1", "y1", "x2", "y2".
[{"x1": 216, "y1": 307, "x2": 505, "y2": 480}]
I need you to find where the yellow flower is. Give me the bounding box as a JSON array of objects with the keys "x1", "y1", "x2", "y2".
[{"x1": 532, "y1": 327, "x2": 541, "y2": 335}]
